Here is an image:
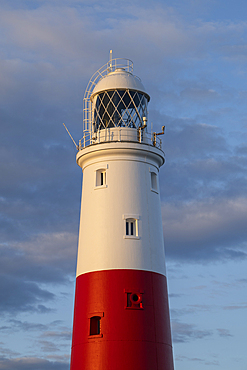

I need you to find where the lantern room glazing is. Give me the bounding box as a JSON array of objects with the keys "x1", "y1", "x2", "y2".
[{"x1": 92, "y1": 88, "x2": 148, "y2": 131}]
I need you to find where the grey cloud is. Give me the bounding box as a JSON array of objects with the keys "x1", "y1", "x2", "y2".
[
  {"x1": 0, "y1": 239, "x2": 77, "y2": 284},
  {"x1": 223, "y1": 304, "x2": 247, "y2": 310},
  {"x1": 162, "y1": 197, "x2": 247, "y2": 261},
  {"x1": 171, "y1": 304, "x2": 212, "y2": 319},
  {"x1": 0, "y1": 275, "x2": 54, "y2": 313},
  {"x1": 168, "y1": 293, "x2": 183, "y2": 298},
  {"x1": 217, "y1": 328, "x2": 233, "y2": 337},
  {"x1": 176, "y1": 355, "x2": 204, "y2": 362},
  {"x1": 0, "y1": 357, "x2": 69, "y2": 370},
  {"x1": 176, "y1": 355, "x2": 220, "y2": 366},
  {"x1": 164, "y1": 121, "x2": 229, "y2": 160},
  {"x1": 171, "y1": 320, "x2": 213, "y2": 343},
  {"x1": 39, "y1": 340, "x2": 61, "y2": 353},
  {"x1": 236, "y1": 278, "x2": 247, "y2": 283},
  {"x1": 235, "y1": 144, "x2": 247, "y2": 156},
  {"x1": 157, "y1": 120, "x2": 242, "y2": 203},
  {"x1": 1, "y1": 319, "x2": 69, "y2": 334},
  {"x1": 170, "y1": 308, "x2": 196, "y2": 318},
  {"x1": 41, "y1": 331, "x2": 72, "y2": 341},
  {"x1": 8, "y1": 320, "x2": 47, "y2": 332},
  {"x1": 0, "y1": 235, "x2": 75, "y2": 314},
  {"x1": 0, "y1": 346, "x2": 20, "y2": 358}
]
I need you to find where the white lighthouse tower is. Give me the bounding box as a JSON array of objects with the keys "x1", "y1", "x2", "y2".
[{"x1": 70, "y1": 55, "x2": 174, "y2": 370}]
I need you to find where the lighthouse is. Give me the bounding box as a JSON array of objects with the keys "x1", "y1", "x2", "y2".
[{"x1": 70, "y1": 55, "x2": 174, "y2": 370}]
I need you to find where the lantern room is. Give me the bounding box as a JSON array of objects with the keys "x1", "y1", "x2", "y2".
[
  {"x1": 91, "y1": 67, "x2": 150, "y2": 131},
  {"x1": 80, "y1": 55, "x2": 163, "y2": 150}
]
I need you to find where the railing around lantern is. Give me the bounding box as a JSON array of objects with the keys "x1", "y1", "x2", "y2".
[{"x1": 78, "y1": 128, "x2": 163, "y2": 151}]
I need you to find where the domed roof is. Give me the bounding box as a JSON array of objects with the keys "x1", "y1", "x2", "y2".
[{"x1": 91, "y1": 68, "x2": 150, "y2": 101}]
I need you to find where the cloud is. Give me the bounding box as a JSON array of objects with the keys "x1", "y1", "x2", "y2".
[
  {"x1": 223, "y1": 304, "x2": 247, "y2": 310},
  {"x1": 0, "y1": 232, "x2": 77, "y2": 283},
  {"x1": 0, "y1": 345, "x2": 19, "y2": 358},
  {"x1": 39, "y1": 341, "x2": 61, "y2": 353},
  {"x1": 171, "y1": 320, "x2": 213, "y2": 343},
  {"x1": 8, "y1": 320, "x2": 47, "y2": 332},
  {"x1": 155, "y1": 118, "x2": 247, "y2": 263},
  {"x1": 0, "y1": 2, "x2": 246, "y2": 367},
  {"x1": 217, "y1": 328, "x2": 233, "y2": 337},
  {"x1": 175, "y1": 354, "x2": 220, "y2": 366},
  {"x1": 169, "y1": 293, "x2": 183, "y2": 298},
  {"x1": 40, "y1": 331, "x2": 71, "y2": 341},
  {"x1": 171, "y1": 304, "x2": 212, "y2": 319},
  {"x1": 164, "y1": 121, "x2": 229, "y2": 162},
  {"x1": 163, "y1": 197, "x2": 247, "y2": 261},
  {"x1": 157, "y1": 120, "x2": 243, "y2": 204},
  {"x1": 0, "y1": 357, "x2": 69, "y2": 370},
  {"x1": 1, "y1": 319, "x2": 70, "y2": 337},
  {"x1": 0, "y1": 275, "x2": 54, "y2": 314}
]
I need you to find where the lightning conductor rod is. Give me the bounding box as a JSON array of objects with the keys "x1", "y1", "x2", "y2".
[
  {"x1": 63, "y1": 123, "x2": 79, "y2": 150},
  {"x1": 109, "y1": 49, "x2": 113, "y2": 71}
]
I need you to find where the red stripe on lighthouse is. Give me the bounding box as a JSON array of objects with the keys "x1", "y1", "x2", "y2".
[{"x1": 70, "y1": 269, "x2": 174, "y2": 370}]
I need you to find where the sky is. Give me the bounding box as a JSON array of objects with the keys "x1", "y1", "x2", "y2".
[{"x1": 0, "y1": 0, "x2": 247, "y2": 369}]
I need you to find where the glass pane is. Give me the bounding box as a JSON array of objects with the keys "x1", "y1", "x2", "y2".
[
  {"x1": 93, "y1": 90, "x2": 148, "y2": 130},
  {"x1": 90, "y1": 316, "x2": 101, "y2": 335},
  {"x1": 130, "y1": 222, "x2": 134, "y2": 235},
  {"x1": 126, "y1": 221, "x2": 129, "y2": 236}
]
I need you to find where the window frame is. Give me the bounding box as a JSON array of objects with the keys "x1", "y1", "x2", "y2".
[
  {"x1": 95, "y1": 165, "x2": 108, "y2": 189},
  {"x1": 150, "y1": 168, "x2": 159, "y2": 194},
  {"x1": 123, "y1": 214, "x2": 140, "y2": 239},
  {"x1": 88, "y1": 312, "x2": 104, "y2": 339}
]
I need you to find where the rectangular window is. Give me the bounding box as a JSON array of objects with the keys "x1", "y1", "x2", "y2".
[
  {"x1": 123, "y1": 215, "x2": 140, "y2": 239},
  {"x1": 90, "y1": 316, "x2": 101, "y2": 335},
  {"x1": 151, "y1": 172, "x2": 158, "y2": 191},
  {"x1": 88, "y1": 312, "x2": 104, "y2": 338},
  {"x1": 96, "y1": 169, "x2": 107, "y2": 187},
  {"x1": 125, "y1": 219, "x2": 137, "y2": 236}
]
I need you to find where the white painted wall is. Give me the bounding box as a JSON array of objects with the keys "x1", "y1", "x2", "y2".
[{"x1": 76, "y1": 139, "x2": 166, "y2": 277}]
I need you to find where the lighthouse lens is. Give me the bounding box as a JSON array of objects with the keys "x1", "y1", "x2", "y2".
[{"x1": 93, "y1": 90, "x2": 147, "y2": 131}]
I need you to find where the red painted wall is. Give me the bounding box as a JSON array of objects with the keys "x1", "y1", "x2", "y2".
[{"x1": 70, "y1": 269, "x2": 174, "y2": 370}]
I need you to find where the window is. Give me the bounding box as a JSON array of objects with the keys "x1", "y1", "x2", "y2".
[
  {"x1": 126, "y1": 219, "x2": 136, "y2": 236},
  {"x1": 123, "y1": 215, "x2": 139, "y2": 239},
  {"x1": 88, "y1": 312, "x2": 103, "y2": 338},
  {"x1": 150, "y1": 171, "x2": 158, "y2": 192},
  {"x1": 93, "y1": 89, "x2": 148, "y2": 130},
  {"x1": 96, "y1": 169, "x2": 106, "y2": 187},
  {"x1": 90, "y1": 316, "x2": 101, "y2": 336}
]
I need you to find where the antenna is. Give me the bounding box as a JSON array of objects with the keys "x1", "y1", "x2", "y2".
[
  {"x1": 63, "y1": 123, "x2": 79, "y2": 150},
  {"x1": 109, "y1": 50, "x2": 112, "y2": 71}
]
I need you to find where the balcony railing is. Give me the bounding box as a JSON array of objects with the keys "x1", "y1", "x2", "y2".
[{"x1": 78, "y1": 128, "x2": 163, "y2": 151}]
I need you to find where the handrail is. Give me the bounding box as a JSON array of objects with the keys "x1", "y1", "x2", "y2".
[{"x1": 78, "y1": 129, "x2": 162, "y2": 151}]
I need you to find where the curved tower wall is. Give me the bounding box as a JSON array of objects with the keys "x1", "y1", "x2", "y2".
[{"x1": 70, "y1": 58, "x2": 174, "y2": 370}]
